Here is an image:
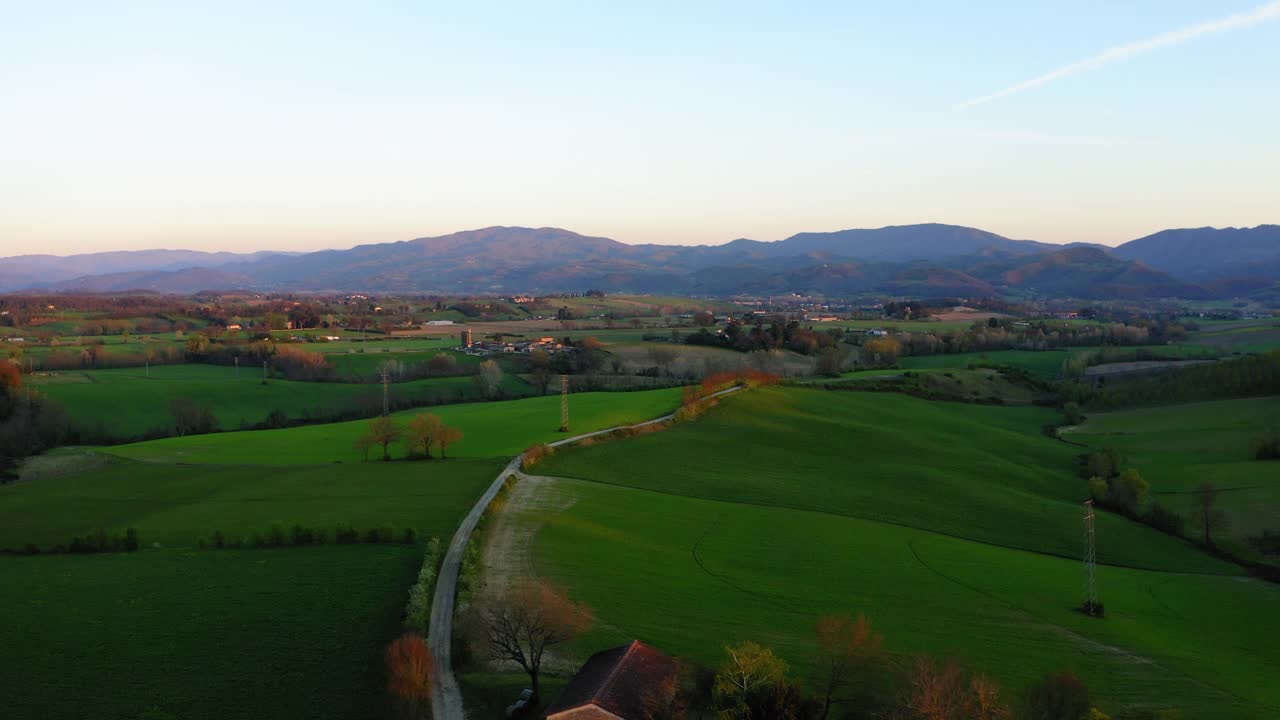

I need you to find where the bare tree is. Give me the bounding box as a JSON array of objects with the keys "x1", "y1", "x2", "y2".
[
  {"x1": 1192, "y1": 482, "x2": 1229, "y2": 547},
  {"x1": 476, "y1": 359, "x2": 504, "y2": 399},
  {"x1": 482, "y1": 580, "x2": 593, "y2": 702},
  {"x1": 815, "y1": 614, "x2": 883, "y2": 720}
]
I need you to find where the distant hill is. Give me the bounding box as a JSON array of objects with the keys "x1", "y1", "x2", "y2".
[
  {"x1": 5, "y1": 223, "x2": 1270, "y2": 299},
  {"x1": 1113, "y1": 225, "x2": 1280, "y2": 281},
  {"x1": 47, "y1": 267, "x2": 255, "y2": 294},
  {"x1": 717, "y1": 223, "x2": 1053, "y2": 262},
  {"x1": 0, "y1": 249, "x2": 293, "y2": 292}
]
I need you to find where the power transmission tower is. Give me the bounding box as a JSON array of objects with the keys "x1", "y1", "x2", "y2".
[
  {"x1": 382, "y1": 369, "x2": 390, "y2": 417},
  {"x1": 1083, "y1": 499, "x2": 1099, "y2": 615},
  {"x1": 559, "y1": 374, "x2": 570, "y2": 432}
]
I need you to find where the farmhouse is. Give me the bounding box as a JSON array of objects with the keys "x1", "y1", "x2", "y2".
[{"x1": 543, "y1": 640, "x2": 677, "y2": 720}]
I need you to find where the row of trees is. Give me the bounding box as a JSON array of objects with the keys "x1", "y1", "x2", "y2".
[
  {"x1": 1082, "y1": 447, "x2": 1231, "y2": 550},
  {"x1": 1064, "y1": 351, "x2": 1280, "y2": 410},
  {"x1": 355, "y1": 413, "x2": 465, "y2": 462},
  {"x1": 685, "y1": 320, "x2": 844, "y2": 356}
]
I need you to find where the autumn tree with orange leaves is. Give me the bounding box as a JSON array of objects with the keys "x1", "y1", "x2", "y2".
[
  {"x1": 481, "y1": 580, "x2": 593, "y2": 702},
  {"x1": 385, "y1": 633, "x2": 434, "y2": 719},
  {"x1": 901, "y1": 655, "x2": 1010, "y2": 720},
  {"x1": 815, "y1": 613, "x2": 884, "y2": 720}
]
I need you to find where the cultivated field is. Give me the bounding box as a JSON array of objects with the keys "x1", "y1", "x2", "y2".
[
  {"x1": 29, "y1": 363, "x2": 531, "y2": 439},
  {"x1": 0, "y1": 386, "x2": 685, "y2": 720},
  {"x1": 898, "y1": 349, "x2": 1071, "y2": 378},
  {"x1": 515, "y1": 387, "x2": 1277, "y2": 718},
  {"x1": 102, "y1": 387, "x2": 683, "y2": 464}
]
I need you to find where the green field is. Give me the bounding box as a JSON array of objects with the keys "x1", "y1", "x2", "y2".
[
  {"x1": 0, "y1": 456, "x2": 501, "y2": 550},
  {"x1": 1073, "y1": 397, "x2": 1280, "y2": 552},
  {"x1": 0, "y1": 545, "x2": 418, "y2": 720},
  {"x1": 521, "y1": 387, "x2": 1277, "y2": 717},
  {"x1": 900, "y1": 349, "x2": 1071, "y2": 378},
  {"x1": 533, "y1": 480, "x2": 1278, "y2": 718},
  {"x1": 103, "y1": 387, "x2": 684, "y2": 465},
  {"x1": 540, "y1": 388, "x2": 1224, "y2": 572},
  {"x1": 31, "y1": 363, "x2": 532, "y2": 439}
]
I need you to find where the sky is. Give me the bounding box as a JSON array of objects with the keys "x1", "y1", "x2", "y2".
[{"x1": 1, "y1": 1, "x2": 1277, "y2": 256}]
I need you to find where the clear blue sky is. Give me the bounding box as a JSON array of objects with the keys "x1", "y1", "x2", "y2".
[{"x1": 1, "y1": 0, "x2": 1277, "y2": 255}]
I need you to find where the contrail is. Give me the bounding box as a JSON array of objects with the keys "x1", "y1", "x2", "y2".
[{"x1": 955, "y1": 1, "x2": 1280, "y2": 109}]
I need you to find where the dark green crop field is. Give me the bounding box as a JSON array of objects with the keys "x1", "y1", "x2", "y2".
[{"x1": 0, "y1": 545, "x2": 419, "y2": 720}]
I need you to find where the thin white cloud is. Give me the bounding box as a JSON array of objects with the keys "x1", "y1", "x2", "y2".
[{"x1": 955, "y1": 1, "x2": 1280, "y2": 110}]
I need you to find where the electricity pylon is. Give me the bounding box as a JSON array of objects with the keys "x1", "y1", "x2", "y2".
[
  {"x1": 1083, "y1": 499, "x2": 1099, "y2": 614},
  {"x1": 559, "y1": 374, "x2": 570, "y2": 432}
]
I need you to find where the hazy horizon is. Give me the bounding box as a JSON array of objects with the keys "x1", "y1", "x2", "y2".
[{"x1": 3, "y1": 1, "x2": 1278, "y2": 256}]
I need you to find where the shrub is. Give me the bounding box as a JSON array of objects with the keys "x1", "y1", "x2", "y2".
[
  {"x1": 1142, "y1": 503, "x2": 1186, "y2": 538},
  {"x1": 1252, "y1": 427, "x2": 1280, "y2": 460},
  {"x1": 521, "y1": 443, "x2": 555, "y2": 471},
  {"x1": 404, "y1": 537, "x2": 442, "y2": 635}
]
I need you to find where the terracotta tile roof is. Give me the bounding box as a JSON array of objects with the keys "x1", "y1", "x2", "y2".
[{"x1": 544, "y1": 640, "x2": 678, "y2": 720}]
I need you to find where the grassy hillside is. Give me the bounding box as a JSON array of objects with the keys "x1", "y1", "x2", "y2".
[
  {"x1": 1073, "y1": 397, "x2": 1280, "y2": 551},
  {"x1": 520, "y1": 387, "x2": 1277, "y2": 717},
  {"x1": 104, "y1": 387, "x2": 683, "y2": 464},
  {"x1": 539, "y1": 388, "x2": 1228, "y2": 572},
  {"x1": 534, "y1": 480, "x2": 1279, "y2": 719},
  {"x1": 32, "y1": 363, "x2": 532, "y2": 439}
]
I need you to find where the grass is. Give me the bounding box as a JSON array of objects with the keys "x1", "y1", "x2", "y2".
[
  {"x1": 31, "y1": 363, "x2": 532, "y2": 439},
  {"x1": 532, "y1": 480, "x2": 1280, "y2": 719},
  {"x1": 0, "y1": 456, "x2": 502, "y2": 550},
  {"x1": 539, "y1": 387, "x2": 1228, "y2": 573},
  {"x1": 900, "y1": 350, "x2": 1071, "y2": 378},
  {"x1": 103, "y1": 387, "x2": 684, "y2": 465},
  {"x1": 1072, "y1": 397, "x2": 1280, "y2": 550},
  {"x1": 522, "y1": 388, "x2": 1279, "y2": 717},
  {"x1": 0, "y1": 545, "x2": 420, "y2": 720}
]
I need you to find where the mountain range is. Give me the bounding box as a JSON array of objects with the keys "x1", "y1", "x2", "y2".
[{"x1": 1, "y1": 224, "x2": 1276, "y2": 300}]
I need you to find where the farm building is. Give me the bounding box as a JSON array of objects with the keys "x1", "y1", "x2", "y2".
[{"x1": 543, "y1": 640, "x2": 677, "y2": 720}]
